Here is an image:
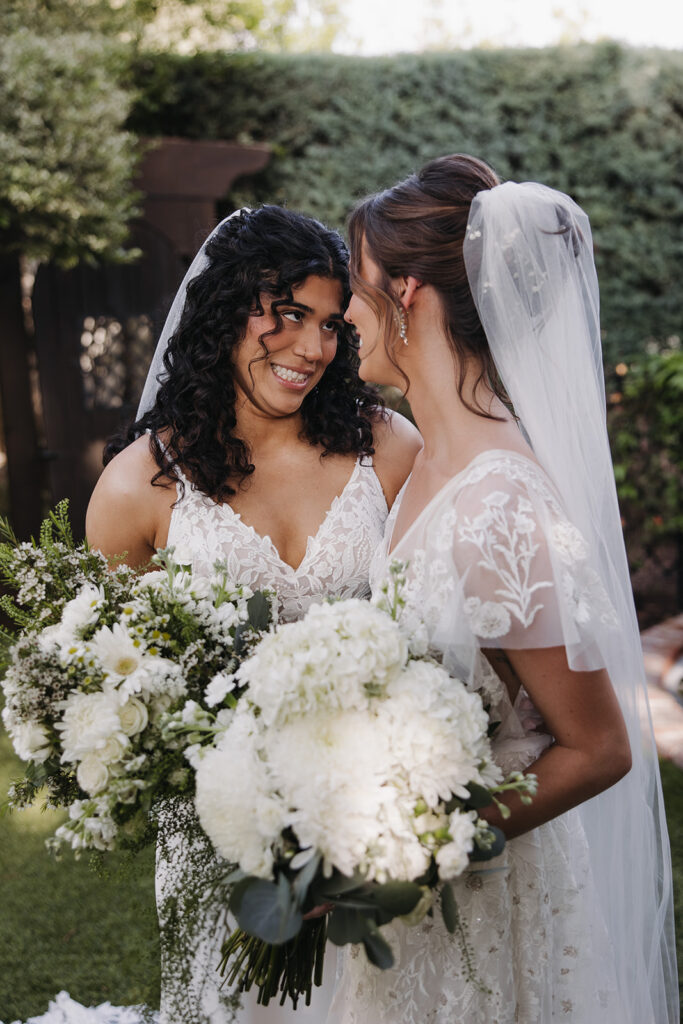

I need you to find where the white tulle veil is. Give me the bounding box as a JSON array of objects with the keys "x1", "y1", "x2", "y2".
[
  {"x1": 136, "y1": 208, "x2": 248, "y2": 421},
  {"x1": 464, "y1": 181, "x2": 678, "y2": 1022}
]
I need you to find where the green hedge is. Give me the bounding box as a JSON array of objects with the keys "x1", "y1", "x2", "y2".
[{"x1": 130, "y1": 43, "x2": 683, "y2": 363}]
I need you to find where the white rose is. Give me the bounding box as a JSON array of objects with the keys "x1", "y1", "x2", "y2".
[
  {"x1": 119, "y1": 697, "x2": 149, "y2": 736},
  {"x1": 77, "y1": 755, "x2": 109, "y2": 795},
  {"x1": 97, "y1": 735, "x2": 128, "y2": 764},
  {"x1": 12, "y1": 721, "x2": 52, "y2": 763}
]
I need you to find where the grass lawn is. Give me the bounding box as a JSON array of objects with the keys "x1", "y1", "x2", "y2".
[
  {"x1": 0, "y1": 734, "x2": 159, "y2": 1022},
  {"x1": 0, "y1": 737, "x2": 681, "y2": 1022}
]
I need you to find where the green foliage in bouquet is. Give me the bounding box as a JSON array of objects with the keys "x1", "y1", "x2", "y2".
[
  {"x1": 0, "y1": 499, "x2": 132, "y2": 652},
  {"x1": 0, "y1": 501, "x2": 273, "y2": 856},
  {"x1": 189, "y1": 565, "x2": 537, "y2": 1007}
]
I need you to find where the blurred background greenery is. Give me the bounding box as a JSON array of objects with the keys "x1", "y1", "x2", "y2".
[{"x1": 0, "y1": 1, "x2": 681, "y2": 1019}]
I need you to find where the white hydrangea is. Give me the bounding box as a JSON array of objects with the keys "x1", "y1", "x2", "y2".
[
  {"x1": 235, "y1": 599, "x2": 408, "y2": 728},
  {"x1": 197, "y1": 602, "x2": 501, "y2": 888}
]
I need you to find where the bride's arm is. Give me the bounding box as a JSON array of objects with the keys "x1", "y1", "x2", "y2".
[
  {"x1": 85, "y1": 435, "x2": 174, "y2": 568},
  {"x1": 479, "y1": 644, "x2": 632, "y2": 839},
  {"x1": 371, "y1": 409, "x2": 422, "y2": 506}
]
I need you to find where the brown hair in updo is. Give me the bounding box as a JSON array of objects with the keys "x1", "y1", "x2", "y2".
[{"x1": 348, "y1": 153, "x2": 507, "y2": 416}]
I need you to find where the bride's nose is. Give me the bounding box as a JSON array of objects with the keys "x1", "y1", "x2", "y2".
[{"x1": 293, "y1": 325, "x2": 324, "y2": 362}]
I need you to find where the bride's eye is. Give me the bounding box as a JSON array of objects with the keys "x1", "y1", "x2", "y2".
[
  {"x1": 322, "y1": 320, "x2": 341, "y2": 334},
  {"x1": 282, "y1": 310, "x2": 304, "y2": 323}
]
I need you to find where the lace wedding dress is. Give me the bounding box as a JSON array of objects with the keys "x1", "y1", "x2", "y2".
[
  {"x1": 4, "y1": 457, "x2": 387, "y2": 1024},
  {"x1": 156, "y1": 455, "x2": 388, "y2": 1024},
  {"x1": 328, "y1": 450, "x2": 628, "y2": 1024}
]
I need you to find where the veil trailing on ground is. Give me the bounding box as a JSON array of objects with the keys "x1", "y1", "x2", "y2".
[
  {"x1": 464, "y1": 181, "x2": 679, "y2": 1023},
  {"x1": 136, "y1": 208, "x2": 248, "y2": 421}
]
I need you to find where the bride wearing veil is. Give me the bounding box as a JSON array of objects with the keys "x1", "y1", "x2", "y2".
[{"x1": 332, "y1": 153, "x2": 679, "y2": 1022}]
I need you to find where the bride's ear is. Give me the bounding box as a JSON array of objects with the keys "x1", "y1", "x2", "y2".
[{"x1": 398, "y1": 276, "x2": 423, "y2": 310}]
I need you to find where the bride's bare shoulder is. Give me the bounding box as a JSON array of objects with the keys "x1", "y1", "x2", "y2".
[
  {"x1": 86, "y1": 435, "x2": 175, "y2": 566},
  {"x1": 371, "y1": 409, "x2": 422, "y2": 508}
]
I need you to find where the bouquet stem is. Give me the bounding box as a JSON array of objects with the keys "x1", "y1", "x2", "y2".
[{"x1": 219, "y1": 917, "x2": 328, "y2": 1009}]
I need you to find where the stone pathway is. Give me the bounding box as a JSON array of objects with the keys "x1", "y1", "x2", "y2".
[{"x1": 640, "y1": 613, "x2": 683, "y2": 769}]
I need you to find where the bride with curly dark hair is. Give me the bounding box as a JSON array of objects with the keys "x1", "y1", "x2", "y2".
[{"x1": 86, "y1": 205, "x2": 421, "y2": 1024}]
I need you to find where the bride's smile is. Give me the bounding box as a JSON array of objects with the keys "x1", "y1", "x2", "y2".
[{"x1": 233, "y1": 275, "x2": 344, "y2": 417}]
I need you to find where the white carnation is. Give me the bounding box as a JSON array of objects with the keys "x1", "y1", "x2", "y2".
[
  {"x1": 205, "y1": 672, "x2": 236, "y2": 708},
  {"x1": 195, "y1": 715, "x2": 284, "y2": 878},
  {"x1": 56, "y1": 690, "x2": 124, "y2": 762}
]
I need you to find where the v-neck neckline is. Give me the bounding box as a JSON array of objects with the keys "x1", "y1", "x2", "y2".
[
  {"x1": 219, "y1": 457, "x2": 363, "y2": 574},
  {"x1": 385, "y1": 449, "x2": 544, "y2": 558}
]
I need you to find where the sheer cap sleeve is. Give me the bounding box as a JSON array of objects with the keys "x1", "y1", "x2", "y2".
[{"x1": 418, "y1": 454, "x2": 618, "y2": 678}]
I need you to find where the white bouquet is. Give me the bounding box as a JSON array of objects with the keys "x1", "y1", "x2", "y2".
[
  {"x1": 0, "y1": 503, "x2": 273, "y2": 854},
  {"x1": 192, "y1": 565, "x2": 536, "y2": 1008}
]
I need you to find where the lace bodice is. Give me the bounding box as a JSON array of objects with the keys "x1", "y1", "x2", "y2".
[
  {"x1": 168, "y1": 457, "x2": 388, "y2": 621},
  {"x1": 370, "y1": 449, "x2": 617, "y2": 772}
]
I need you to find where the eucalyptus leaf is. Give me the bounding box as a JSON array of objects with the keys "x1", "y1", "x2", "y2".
[
  {"x1": 327, "y1": 906, "x2": 372, "y2": 946},
  {"x1": 315, "y1": 869, "x2": 367, "y2": 898},
  {"x1": 464, "y1": 782, "x2": 494, "y2": 809},
  {"x1": 229, "y1": 875, "x2": 257, "y2": 916},
  {"x1": 469, "y1": 825, "x2": 506, "y2": 862},
  {"x1": 372, "y1": 881, "x2": 423, "y2": 916},
  {"x1": 363, "y1": 925, "x2": 394, "y2": 970},
  {"x1": 441, "y1": 881, "x2": 459, "y2": 934},
  {"x1": 292, "y1": 850, "x2": 322, "y2": 909},
  {"x1": 235, "y1": 878, "x2": 302, "y2": 944},
  {"x1": 223, "y1": 866, "x2": 248, "y2": 885},
  {"x1": 247, "y1": 591, "x2": 271, "y2": 631}
]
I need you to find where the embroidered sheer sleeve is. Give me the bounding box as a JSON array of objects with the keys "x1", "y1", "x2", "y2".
[{"x1": 415, "y1": 456, "x2": 618, "y2": 677}]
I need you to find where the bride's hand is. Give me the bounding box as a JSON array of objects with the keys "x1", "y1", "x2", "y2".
[{"x1": 302, "y1": 902, "x2": 334, "y2": 920}]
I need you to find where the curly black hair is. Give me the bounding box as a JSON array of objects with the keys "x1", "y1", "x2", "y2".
[{"x1": 104, "y1": 206, "x2": 382, "y2": 500}]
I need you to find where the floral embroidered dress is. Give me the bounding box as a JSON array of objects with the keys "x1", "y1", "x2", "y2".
[
  {"x1": 328, "y1": 450, "x2": 626, "y2": 1024},
  {"x1": 156, "y1": 456, "x2": 388, "y2": 1024}
]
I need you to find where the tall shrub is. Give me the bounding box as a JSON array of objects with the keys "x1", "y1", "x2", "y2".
[
  {"x1": 130, "y1": 43, "x2": 683, "y2": 362},
  {"x1": 0, "y1": 29, "x2": 140, "y2": 266}
]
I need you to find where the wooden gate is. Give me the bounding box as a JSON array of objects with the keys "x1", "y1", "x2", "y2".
[{"x1": 32, "y1": 221, "x2": 184, "y2": 538}]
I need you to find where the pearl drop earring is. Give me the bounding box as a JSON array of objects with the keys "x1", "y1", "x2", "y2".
[{"x1": 396, "y1": 306, "x2": 408, "y2": 345}]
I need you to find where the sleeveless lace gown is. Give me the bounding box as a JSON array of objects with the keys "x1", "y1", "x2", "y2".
[
  {"x1": 3, "y1": 457, "x2": 387, "y2": 1024},
  {"x1": 328, "y1": 450, "x2": 627, "y2": 1024},
  {"x1": 156, "y1": 456, "x2": 388, "y2": 1024}
]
